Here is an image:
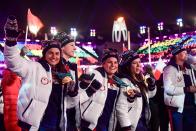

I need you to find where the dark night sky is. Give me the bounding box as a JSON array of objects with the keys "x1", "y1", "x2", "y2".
[{"x1": 0, "y1": 0, "x2": 195, "y2": 41}]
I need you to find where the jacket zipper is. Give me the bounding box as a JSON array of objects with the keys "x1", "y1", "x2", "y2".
[
  {"x1": 22, "y1": 98, "x2": 33, "y2": 117},
  {"x1": 128, "y1": 107, "x2": 132, "y2": 112},
  {"x1": 60, "y1": 84, "x2": 65, "y2": 131},
  {"x1": 82, "y1": 100, "x2": 93, "y2": 117},
  {"x1": 112, "y1": 89, "x2": 120, "y2": 131},
  {"x1": 190, "y1": 69, "x2": 195, "y2": 86}
]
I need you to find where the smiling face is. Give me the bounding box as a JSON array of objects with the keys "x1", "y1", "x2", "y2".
[
  {"x1": 130, "y1": 58, "x2": 142, "y2": 75},
  {"x1": 61, "y1": 41, "x2": 76, "y2": 60},
  {"x1": 102, "y1": 57, "x2": 118, "y2": 78},
  {"x1": 45, "y1": 48, "x2": 61, "y2": 67},
  {"x1": 176, "y1": 50, "x2": 188, "y2": 62}
]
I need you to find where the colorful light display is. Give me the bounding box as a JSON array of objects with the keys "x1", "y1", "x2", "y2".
[
  {"x1": 0, "y1": 41, "x2": 98, "y2": 63},
  {"x1": 138, "y1": 32, "x2": 196, "y2": 60}
]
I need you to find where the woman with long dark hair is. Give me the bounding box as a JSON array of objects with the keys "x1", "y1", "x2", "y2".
[
  {"x1": 116, "y1": 50, "x2": 156, "y2": 131},
  {"x1": 3, "y1": 15, "x2": 78, "y2": 131}
]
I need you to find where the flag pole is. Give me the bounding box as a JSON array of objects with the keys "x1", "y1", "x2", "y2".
[
  {"x1": 44, "y1": 33, "x2": 48, "y2": 40},
  {"x1": 147, "y1": 27, "x2": 152, "y2": 66},
  {"x1": 24, "y1": 25, "x2": 28, "y2": 46},
  {"x1": 127, "y1": 31, "x2": 131, "y2": 50}
]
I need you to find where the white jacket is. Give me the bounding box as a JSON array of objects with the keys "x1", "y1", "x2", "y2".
[
  {"x1": 79, "y1": 68, "x2": 120, "y2": 130},
  {"x1": 116, "y1": 78, "x2": 156, "y2": 131},
  {"x1": 163, "y1": 64, "x2": 196, "y2": 113},
  {"x1": 4, "y1": 45, "x2": 78, "y2": 131}
]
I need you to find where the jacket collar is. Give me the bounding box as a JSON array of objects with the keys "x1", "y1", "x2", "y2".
[
  {"x1": 38, "y1": 59, "x2": 50, "y2": 72},
  {"x1": 95, "y1": 67, "x2": 106, "y2": 78}
]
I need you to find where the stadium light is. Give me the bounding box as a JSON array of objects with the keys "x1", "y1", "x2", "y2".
[
  {"x1": 70, "y1": 28, "x2": 78, "y2": 38},
  {"x1": 176, "y1": 18, "x2": 183, "y2": 33},
  {"x1": 158, "y1": 22, "x2": 164, "y2": 31},
  {"x1": 50, "y1": 27, "x2": 58, "y2": 36},
  {"x1": 90, "y1": 29, "x2": 96, "y2": 37},
  {"x1": 140, "y1": 26, "x2": 146, "y2": 34},
  {"x1": 176, "y1": 18, "x2": 183, "y2": 27}
]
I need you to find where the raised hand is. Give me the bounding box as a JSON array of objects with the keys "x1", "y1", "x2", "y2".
[{"x1": 4, "y1": 15, "x2": 20, "y2": 42}]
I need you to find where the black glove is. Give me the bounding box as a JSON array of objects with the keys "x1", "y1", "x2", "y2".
[
  {"x1": 4, "y1": 15, "x2": 20, "y2": 45},
  {"x1": 127, "y1": 95, "x2": 135, "y2": 103},
  {"x1": 67, "y1": 80, "x2": 78, "y2": 97},
  {"x1": 86, "y1": 79, "x2": 102, "y2": 97},
  {"x1": 79, "y1": 73, "x2": 95, "y2": 89},
  {"x1": 146, "y1": 77, "x2": 156, "y2": 91},
  {"x1": 126, "y1": 90, "x2": 141, "y2": 103},
  {"x1": 134, "y1": 90, "x2": 142, "y2": 97},
  {"x1": 79, "y1": 73, "x2": 95, "y2": 81}
]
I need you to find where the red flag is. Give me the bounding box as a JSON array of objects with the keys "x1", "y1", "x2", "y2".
[
  {"x1": 154, "y1": 58, "x2": 166, "y2": 80},
  {"x1": 27, "y1": 9, "x2": 44, "y2": 35}
]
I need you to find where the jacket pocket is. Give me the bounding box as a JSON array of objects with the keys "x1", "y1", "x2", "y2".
[
  {"x1": 164, "y1": 94, "x2": 184, "y2": 108},
  {"x1": 22, "y1": 99, "x2": 47, "y2": 127},
  {"x1": 82, "y1": 101, "x2": 103, "y2": 125},
  {"x1": 22, "y1": 98, "x2": 33, "y2": 117},
  {"x1": 82, "y1": 100, "x2": 92, "y2": 117}
]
